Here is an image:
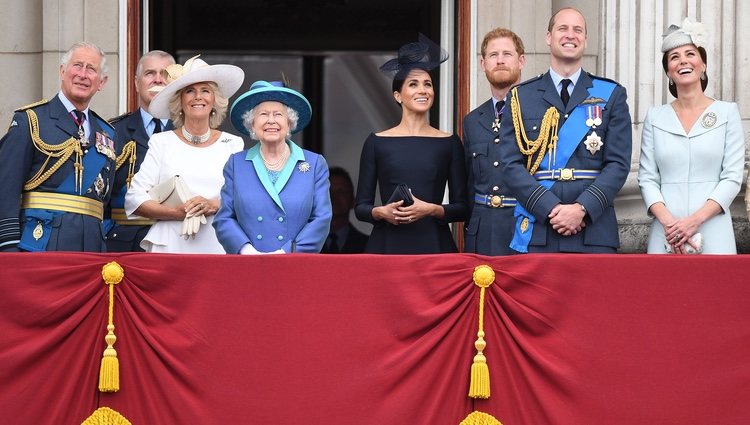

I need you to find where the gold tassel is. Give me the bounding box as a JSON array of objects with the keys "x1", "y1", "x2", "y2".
[
  {"x1": 99, "y1": 262, "x2": 124, "y2": 392},
  {"x1": 81, "y1": 406, "x2": 133, "y2": 425},
  {"x1": 469, "y1": 265, "x2": 495, "y2": 399},
  {"x1": 459, "y1": 410, "x2": 503, "y2": 425}
]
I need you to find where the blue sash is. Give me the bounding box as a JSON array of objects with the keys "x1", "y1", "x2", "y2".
[{"x1": 510, "y1": 79, "x2": 616, "y2": 252}]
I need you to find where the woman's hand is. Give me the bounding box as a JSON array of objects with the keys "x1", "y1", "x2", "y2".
[
  {"x1": 664, "y1": 216, "x2": 700, "y2": 250},
  {"x1": 393, "y1": 194, "x2": 443, "y2": 225},
  {"x1": 372, "y1": 201, "x2": 405, "y2": 225},
  {"x1": 185, "y1": 196, "x2": 219, "y2": 217}
]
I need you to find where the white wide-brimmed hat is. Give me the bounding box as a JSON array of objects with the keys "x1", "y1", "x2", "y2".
[{"x1": 148, "y1": 55, "x2": 245, "y2": 119}]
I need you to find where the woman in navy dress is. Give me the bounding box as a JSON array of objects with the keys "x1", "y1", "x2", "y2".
[{"x1": 355, "y1": 35, "x2": 467, "y2": 254}]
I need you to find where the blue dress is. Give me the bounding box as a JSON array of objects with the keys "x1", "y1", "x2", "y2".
[{"x1": 354, "y1": 133, "x2": 467, "y2": 254}]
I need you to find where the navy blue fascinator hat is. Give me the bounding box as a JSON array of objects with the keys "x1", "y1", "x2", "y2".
[
  {"x1": 379, "y1": 34, "x2": 449, "y2": 80},
  {"x1": 230, "y1": 80, "x2": 312, "y2": 136}
]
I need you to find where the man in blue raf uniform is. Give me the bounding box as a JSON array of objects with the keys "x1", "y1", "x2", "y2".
[
  {"x1": 107, "y1": 50, "x2": 175, "y2": 251},
  {"x1": 498, "y1": 7, "x2": 632, "y2": 253},
  {"x1": 0, "y1": 42, "x2": 117, "y2": 252},
  {"x1": 463, "y1": 28, "x2": 525, "y2": 255}
]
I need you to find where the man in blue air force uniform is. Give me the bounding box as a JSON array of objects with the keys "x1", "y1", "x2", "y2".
[
  {"x1": 498, "y1": 7, "x2": 632, "y2": 253},
  {"x1": 106, "y1": 50, "x2": 175, "y2": 251},
  {"x1": 0, "y1": 42, "x2": 117, "y2": 252},
  {"x1": 463, "y1": 28, "x2": 526, "y2": 255}
]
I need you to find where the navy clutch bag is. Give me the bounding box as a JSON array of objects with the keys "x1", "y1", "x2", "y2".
[{"x1": 387, "y1": 184, "x2": 414, "y2": 207}]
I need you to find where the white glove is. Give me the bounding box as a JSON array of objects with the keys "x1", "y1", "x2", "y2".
[
  {"x1": 268, "y1": 249, "x2": 285, "y2": 255},
  {"x1": 240, "y1": 243, "x2": 261, "y2": 255},
  {"x1": 180, "y1": 214, "x2": 207, "y2": 239}
]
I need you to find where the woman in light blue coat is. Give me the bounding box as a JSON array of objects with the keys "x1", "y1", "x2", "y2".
[
  {"x1": 638, "y1": 19, "x2": 744, "y2": 254},
  {"x1": 213, "y1": 81, "x2": 332, "y2": 254}
]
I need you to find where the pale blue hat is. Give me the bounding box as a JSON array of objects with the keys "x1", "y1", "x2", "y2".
[{"x1": 230, "y1": 80, "x2": 312, "y2": 135}]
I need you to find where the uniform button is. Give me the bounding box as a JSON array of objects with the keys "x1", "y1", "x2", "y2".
[
  {"x1": 277, "y1": 217, "x2": 284, "y2": 222},
  {"x1": 492, "y1": 186, "x2": 499, "y2": 191},
  {"x1": 564, "y1": 114, "x2": 569, "y2": 119},
  {"x1": 493, "y1": 161, "x2": 499, "y2": 167},
  {"x1": 277, "y1": 235, "x2": 284, "y2": 241},
  {"x1": 112, "y1": 233, "x2": 117, "y2": 238},
  {"x1": 257, "y1": 216, "x2": 263, "y2": 221},
  {"x1": 532, "y1": 126, "x2": 537, "y2": 130},
  {"x1": 256, "y1": 234, "x2": 263, "y2": 240},
  {"x1": 494, "y1": 138, "x2": 499, "y2": 144},
  {"x1": 472, "y1": 152, "x2": 477, "y2": 157}
]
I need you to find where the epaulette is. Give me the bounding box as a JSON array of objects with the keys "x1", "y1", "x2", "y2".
[
  {"x1": 109, "y1": 111, "x2": 134, "y2": 124},
  {"x1": 14, "y1": 99, "x2": 49, "y2": 112},
  {"x1": 588, "y1": 72, "x2": 622, "y2": 87}
]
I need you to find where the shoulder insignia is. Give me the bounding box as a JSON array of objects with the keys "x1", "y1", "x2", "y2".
[
  {"x1": 109, "y1": 111, "x2": 134, "y2": 124},
  {"x1": 14, "y1": 99, "x2": 49, "y2": 112},
  {"x1": 588, "y1": 72, "x2": 621, "y2": 86}
]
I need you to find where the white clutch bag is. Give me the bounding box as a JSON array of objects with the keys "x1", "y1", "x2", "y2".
[
  {"x1": 148, "y1": 175, "x2": 192, "y2": 207},
  {"x1": 148, "y1": 175, "x2": 206, "y2": 239},
  {"x1": 664, "y1": 232, "x2": 704, "y2": 254}
]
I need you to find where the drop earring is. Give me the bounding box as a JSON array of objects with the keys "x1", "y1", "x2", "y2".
[
  {"x1": 668, "y1": 78, "x2": 674, "y2": 86},
  {"x1": 211, "y1": 108, "x2": 216, "y2": 116},
  {"x1": 700, "y1": 71, "x2": 706, "y2": 81}
]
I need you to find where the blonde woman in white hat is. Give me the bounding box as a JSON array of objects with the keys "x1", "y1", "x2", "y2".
[
  {"x1": 638, "y1": 19, "x2": 744, "y2": 254},
  {"x1": 124, "y1": 56, "x2": 245, "y2": 253}
]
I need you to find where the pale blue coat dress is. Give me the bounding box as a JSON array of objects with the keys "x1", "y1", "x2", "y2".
[
  {"x1": 213, "y1": 141, "x2": 332, "y2": 254},
  {"x1": 638, "y1": 100, "x2": 744, "y2": 254}
]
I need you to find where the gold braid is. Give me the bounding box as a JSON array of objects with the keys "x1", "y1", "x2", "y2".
[
  {"x1": 510, "y1": 86, "x2": 560, "y2": 174},
  {"x1": 23, "y1": 109, "x2": 84, "y2": 193},
  {"x1": 115, "y1": 141, "x2": 137, "y2": 188}
]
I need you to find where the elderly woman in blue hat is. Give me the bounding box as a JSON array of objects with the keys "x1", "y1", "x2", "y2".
[
  {"x1": 638, "y1": 19, "x2": 743, "y2": 254},
  {"x1": 213, "y1": 81, "x2": 332, "y2": 254}
]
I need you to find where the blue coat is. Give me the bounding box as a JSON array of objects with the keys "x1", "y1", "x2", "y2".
[
  {"x1": 106, "y1": 109, "x2": 172, "y2": 252},
  {"x1": 463, "y1": 99, "x2": 517, "y2": 255},
  {"x1": 213, "y1": 141, "x2": 332, "y2": 254},
  {"x1": 498, "y1": 71, "x2": 632, "y2": 253},
  {"x1": 0, "y1": 94, "x2": 117, "y2": 252}
]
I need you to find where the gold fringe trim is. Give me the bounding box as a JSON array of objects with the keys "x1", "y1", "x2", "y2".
[
  {"x1": 460, "y1": 410, "x2": 503, "y2": 425},
  {"x1": 24, "y1": 109, "x2": 84, "y2": 193},
  {"x1": 99, "y1": 262, "x2": 124, "y2": 392},
  {"x1": 115, "y1": 141, "x2": 137, "y2": 188},
  {"x1": 469, "y1": 265, "x2": 495, "y2": 399},
  {"x1": 81, "y1": 407, "x2": 132, "y2": 425},
  {"x1": 510, "y1": 86, "x2": 560, "y2": 173}
]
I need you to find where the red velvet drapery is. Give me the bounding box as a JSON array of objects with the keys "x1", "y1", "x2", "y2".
[{"x1": 1, "y1": 253, "x2": 748, "y2": 424}]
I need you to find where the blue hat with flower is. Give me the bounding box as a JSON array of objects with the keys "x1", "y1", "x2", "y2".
[{"x1": 230, "y1": 80, "x2": 312, "y2": 135}]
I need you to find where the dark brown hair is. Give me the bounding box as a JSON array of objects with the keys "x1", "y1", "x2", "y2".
[{"x1": 661, "y1": 45, "x2": 708, "y2": 97}]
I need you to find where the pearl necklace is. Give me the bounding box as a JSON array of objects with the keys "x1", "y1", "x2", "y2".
[
  {"x1": 182, "y1": 126, "x2": 212, "y2": 144},
  {"x1": 260, "y1": 145, "x2": 289, "y2": 171}
]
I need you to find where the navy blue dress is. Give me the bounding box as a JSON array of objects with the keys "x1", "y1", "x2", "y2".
[{"x1": 354, "y1": 133, "x2": 467, "y2": 254}]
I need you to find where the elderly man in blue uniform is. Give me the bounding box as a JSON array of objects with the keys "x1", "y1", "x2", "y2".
[
  {"x1": 106, "y1": 50, "x2": 175, "y2": 251},
  {"x1": 0, "y1": 42, "x2": 117, "y2": 252},
  {"x1": 463, "y1": 28, "x2": 526, "y2": 255},
  {"x1": 498, "y1": 7, "x2": 632, "y2": 253}
]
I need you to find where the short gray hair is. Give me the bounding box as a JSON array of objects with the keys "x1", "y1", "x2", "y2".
[
  {"x1": 241, "y1": 105, "x2": 299, "y2": 140},
  {"x1": 167, "y1": 81, "x2": 228, "y2": 128},
  {"x1": 135, "y1": 50, "x2": 175, "y2": 77},
  {"x1": 60, "y1": 41, "x2": 108, "y2": 76}
]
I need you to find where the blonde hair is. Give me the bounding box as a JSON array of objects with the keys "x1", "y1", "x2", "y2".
[{"x1": 168, "y1": 81, "x2": 228, "y2": 128}]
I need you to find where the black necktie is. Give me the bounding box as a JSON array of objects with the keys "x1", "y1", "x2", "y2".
[
  {"x1": 560, "y1": 79, "x2": 572, "y2": 108},
  {"x1": 495, "y1": 100, "x2": 505, "y2": 118},
  {"x1": 152, "y1": 118, "x2": 162, "y2": 134}
]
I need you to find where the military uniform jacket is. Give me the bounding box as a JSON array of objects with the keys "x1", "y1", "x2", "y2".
[
  {"x1": 0, "y1": 94, "x2": 117, "y2": 251},
  {"x1": 106, "y1": 109, "x2": 172, "y2": 251},
  {"x1": 497, "y1": 71, "x2": 632, "y2": 253},
  {"x1": 463, "y1": 98, "x2": 517, "y2": 255}
]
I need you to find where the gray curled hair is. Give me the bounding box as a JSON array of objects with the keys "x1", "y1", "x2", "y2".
[
  {"x1": 241, "y1": 106, "x2": 300, "y2": 140},
  {"x1": 61, "y1": 41, "x2": 109, "y2": 76},
  {"x1": 167, "y1": 81, "x2": 228, "y2": 128}
]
